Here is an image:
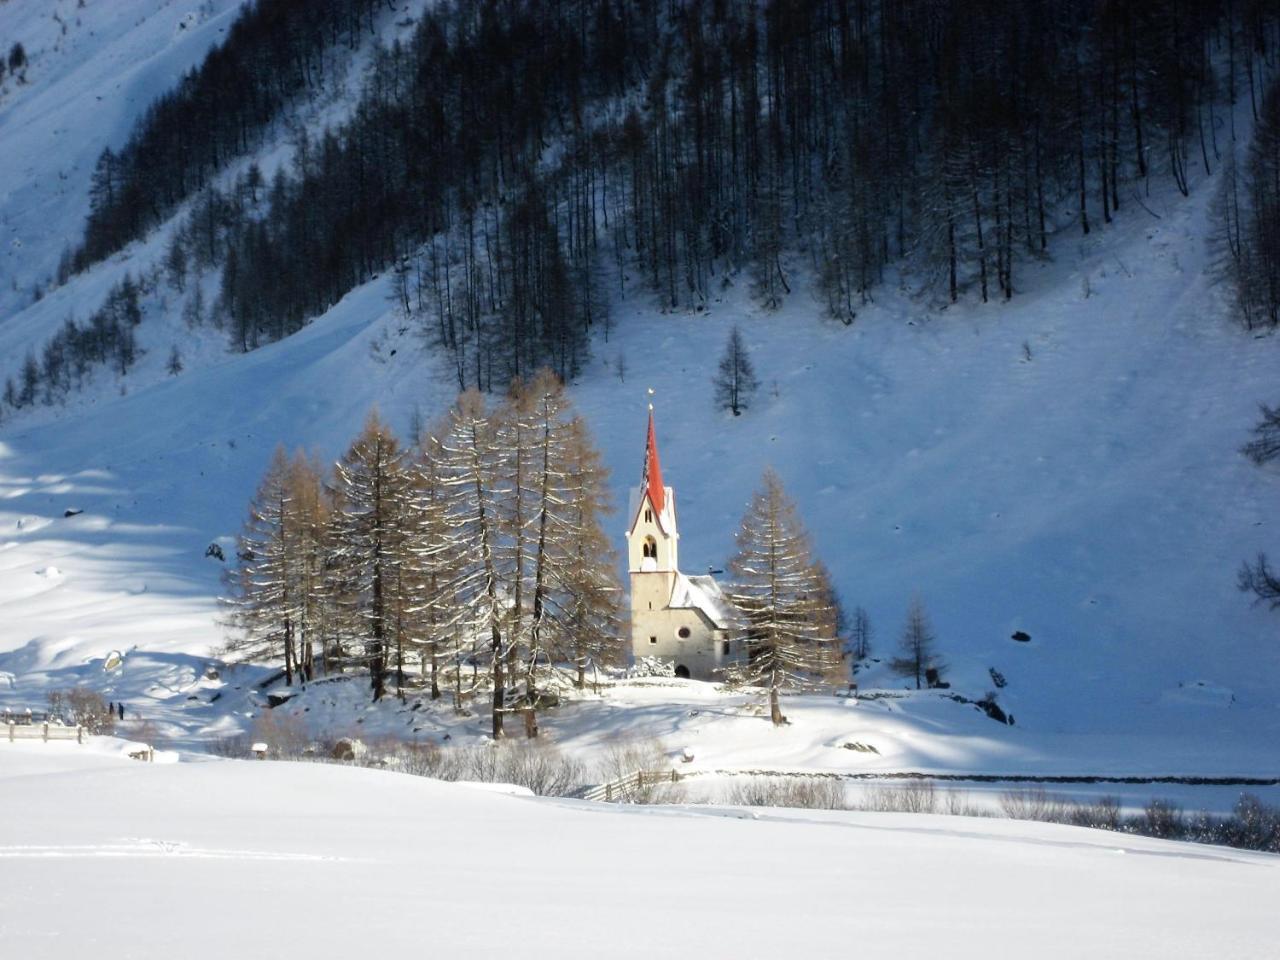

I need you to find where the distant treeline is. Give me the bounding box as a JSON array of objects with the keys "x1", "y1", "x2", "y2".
[
  {"x1": 3, "y1": 276, "x2": 143, "y2": 413},
  {"x1": 71, "y1": 0, "x2": 390, "y2": 273},
  {"x1": 1217, "y1": 72, "x2": 1280, "y2": 330}
]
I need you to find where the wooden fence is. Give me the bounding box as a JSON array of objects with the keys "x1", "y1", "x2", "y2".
[
  {"x1": 6, "y1": 722, "x2": 84, "y2": 743},
  {"x1": 581, "y1": 768, "x2": 682, "y2": 803}
]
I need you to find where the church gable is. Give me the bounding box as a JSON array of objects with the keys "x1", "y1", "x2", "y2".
[
  {"x1": 669, "y1": 572, "x2": 732, "y2": 630},
  {"x1": 626, "y1": 487, "x2": 676, "y2": 538}
]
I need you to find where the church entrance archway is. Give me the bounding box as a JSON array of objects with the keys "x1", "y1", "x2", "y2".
[{"x1": 674, "y1": 665, "x2": 691, "y2": 679}]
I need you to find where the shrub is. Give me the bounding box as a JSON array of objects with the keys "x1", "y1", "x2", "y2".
[
  {"x1": 1000, "y1": 787, "x2": 1073, "y2": 822},
  {"x1": 1225, "y1": 794, "x2": 1280, "y2": 852},
  {"x1": 628, "y1": 657, "x2": 675, "y2": 678},
  {"x1": 47, "y1": 686, "x2": 114, "y2": 734},
  {"x1": 860, "y1": 780, "x2": 938, "y2": 814},
  {"x1": 1137, "y1": 798, "x2": 1184, "y2": 840},
  {"x1": 361, "y1": 738, "x2": 587, "y2": 797},
  {"x1": 943, "y1": 789, "x2": 990, "y2": 817},
  {"x1": 490, "y1": 740, "x2": 586, "y2": 797},
  {"x1": 728, "y1": 776, "x2": 847, "y2": 810},
  {"x1": 249, "y1": 710, "x2": 312, "y2": 758},
  {"x1": 596, "y1": 738, "x2": 685, "y2": 803},
  {"x1": 1070, "y1": 795, "x2": 1122, "y2": 831}
]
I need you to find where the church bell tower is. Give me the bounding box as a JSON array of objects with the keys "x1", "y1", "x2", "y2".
[{"x1": 628, "y1": 406, "x2": 679, "y2": 639}]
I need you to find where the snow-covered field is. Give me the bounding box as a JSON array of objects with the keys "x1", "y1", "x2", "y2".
[{"x1": 1, "y1": 742, "x2": 1276, "y2": 959}]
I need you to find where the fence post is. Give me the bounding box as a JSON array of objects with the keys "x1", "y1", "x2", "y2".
[
  {"x1": 42, "y1": 722, "x2": 49, "y2": 743},
  {"x1": 7, "y1": 723, "x2": 12, "y2": 743},
  {"x1": 605, "y1": 782, "x2": 613, "y2": 802},
  {"x1": 77, "y1": 726, "x2": 83, "y2": 744}
]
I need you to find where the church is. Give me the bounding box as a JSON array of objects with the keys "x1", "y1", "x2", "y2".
[{"x1": 626, "y1": 407, "x2": 736, "y2": 680}]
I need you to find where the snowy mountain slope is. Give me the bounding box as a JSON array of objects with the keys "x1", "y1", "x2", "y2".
[
  {"x1": 0, "y1": 1, "x2": 1277, "y2": 778},
  {"x1": 2, "y1": 167, "x2": 1278, "y2": 765},
  {"x1": 0, "y1": 0, "x2": 252, "y2": 316},
  {"x1": 0, "y1": 0, "x2": 431, "y2": 375},
  {"x1": 2, "y1": 745, "x2": 1276, "y2": 959}
]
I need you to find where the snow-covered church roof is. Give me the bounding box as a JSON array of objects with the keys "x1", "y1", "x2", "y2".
[{"x1": 669, "y1": 572, "x2": 734, "y2": 628}]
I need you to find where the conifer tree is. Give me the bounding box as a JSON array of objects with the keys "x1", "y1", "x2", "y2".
[
  {"x1": 554, "y1": 415, "x2": 624, "y2": 690},
  {"x1": 285, "y1": 450, "x2": 331, "y2": 681},
  {"x1": 505, "y1": 370, "x2": 623, "y2": 729},
  {"x1": 226, "y1": 447, "x2": 304, "y2": 684},
  {"x1": 328, "y1": 410, "x2": 410, "y2": 701},
  {"x1": 714, "y1": 326, "x2": 759, "y2": 416},
  {"x1": 437, "y1": 391, "x2": 510, "y2": 737},
  {"x1": 404, "y1": 432, "x2": 453, "y2": 701},
  {"x1": 505, "y1": 370, "x2": 566, "y2": 732},
  {"x1": 892, "y1": 596, "x2": 943, "y2": 690},
  {"x1": 498, "y1": 375, "x2": 540, "y2": 682},
  {"x1": 849, "y1": 605, "x2": 873, "y2": 662},
  {"x1": 725, "y1": 468, "x2": 841, "y2": 725}
]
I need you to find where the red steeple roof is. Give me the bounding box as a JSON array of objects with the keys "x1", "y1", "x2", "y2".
[{"x1": 642, "y1": 407, "x2": 666, "y2": 515}]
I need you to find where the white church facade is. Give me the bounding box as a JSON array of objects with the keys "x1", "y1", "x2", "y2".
[{"x1": 627, "y1": 409, "x2": 736, "y2": 680}]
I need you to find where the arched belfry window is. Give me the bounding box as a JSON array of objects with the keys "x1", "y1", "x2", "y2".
[{"x1": 642, "y1": 536, "x2": 657, "y2": 559}]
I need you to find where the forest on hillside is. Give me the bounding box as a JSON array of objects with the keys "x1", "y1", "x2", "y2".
[{"x1": 5, "y1": 0, "x2": 1280, "y2": 415}]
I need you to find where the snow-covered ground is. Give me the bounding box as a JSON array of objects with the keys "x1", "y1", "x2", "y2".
[
  {"x1": 1, "y1": 743, "x2": 1276, "y2": 959},
  {"x1": 1, "y1": 2, "x2": 1277, "y2": 796}
]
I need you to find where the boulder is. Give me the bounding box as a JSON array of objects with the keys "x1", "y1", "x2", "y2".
[{"x1": 266, "y1": 690, "x2": 297, "y2": 709}]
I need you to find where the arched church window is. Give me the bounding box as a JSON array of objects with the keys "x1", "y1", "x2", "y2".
[
  {"x1": 645, "y1": 508, "x2": 653, "y2": 523},
  {"x1": 643, "y1": 536, "x2": 657, "y2": 559}
]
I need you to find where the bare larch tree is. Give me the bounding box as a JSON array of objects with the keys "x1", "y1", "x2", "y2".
[{"x1": 725, "y1": 467, "x2": 841, "y2": 725}]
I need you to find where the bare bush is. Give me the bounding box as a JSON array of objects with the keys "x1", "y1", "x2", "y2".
[
  {"x1": 1070, "y1": 795, "x2": 1122, "y2": 831},
  {"x1": 47, "y1": 687, "x2": 114, "y2": 734},
  {"x1": 388, "y1": 741, "x2": 463, "y2": 779},
  {"x1": 491, "y1": 740, "x2": 585, "y2": 797},
  {"x1": 249, "y1": 710, "x2": 312, "y2": 758},
  {"x1": 943, "y1": 789, "x2": 989, "y2": 817},
  {"x1": 1000, "y1": 787, "x2": 1073, "y2": 822},
  {"x1": 860, "y1": 780, "x2": 938, "y2": 814},
  {"x1": 206, "y1": 734, "x2": 253, "y2": 758},
  {"x1": 1138, "y1": 798, "x2": 1184, "y2": 839},
  {"x1": 728, "y1": 776, "x2": 847, "y2": 810},
  {"x1": 127, "y1": 719, "x2": 164, "y2": 749},
  {"x1": 1227, "y1": 794, "x2": 1280, "y2": 852},
  {"x1": 1183, "y1": 809, "x2": 1227, "y2": 847},
  {"x1": 362, "y1": 738, "x2": 587, "y2": 797}
]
